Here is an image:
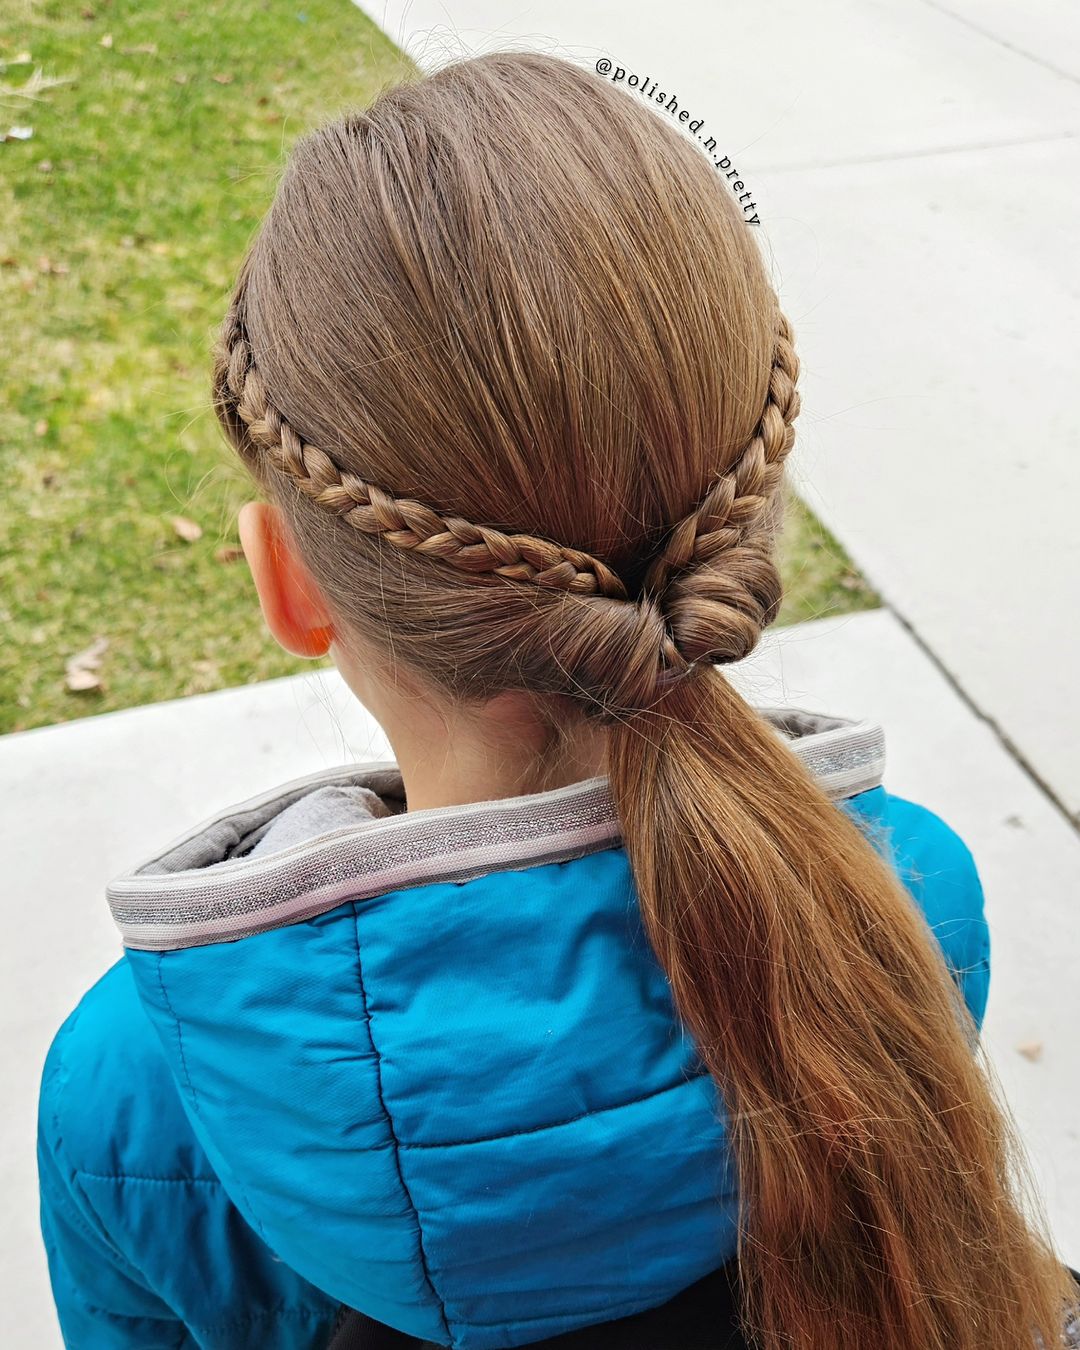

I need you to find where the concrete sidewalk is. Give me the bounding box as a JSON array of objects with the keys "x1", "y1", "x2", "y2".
[
  {"x1": 7, "y1": 1, "x2": 1080, "y2": 1339},
  {"x1": 361, "y1": 0, "x2": 1080, "y2": 817},
  {"x1": 4, "y1": 610, "x2": 1079, "y2": 1345}
]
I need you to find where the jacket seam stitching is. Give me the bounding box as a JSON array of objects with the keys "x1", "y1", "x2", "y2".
[
  {"x1": 396, "y1": 1071, "x2": 714, "y2": 1151},
  {"x1": 193, "y1": 1304, "x2": 331, "y2": 1334},
  {"x1": 351, "y1": 901, "x2": 453, "y2": 1346},
  {"x1": 40, "y1": 1007, "x2": 147, "y2": 1285},
  {"x1": 451, "y1": 1288, "x2": 708, "y2": 1331},
  {"x1": 156, "y1": 954, "x2": 198, "y2": 1114},
  {"x1": 77, "y1": 1171, "x2": 222, "y2": 1185},
  {"x1": 70, "y1": 1069, "x2": 716, "y2": 1177},
  {"x1": 66, "y1": 1295, "x2": 324, "y2": 1333},
  {"x1": 40, "y1": 1155, "x2": 143, "y2": 1282},
  {"x1": 49, "y1": 1284, "x2": 179, "y2": 1330},
  {"x1": 153, "y1": 956, "x2": 272, "y2": 1244}
]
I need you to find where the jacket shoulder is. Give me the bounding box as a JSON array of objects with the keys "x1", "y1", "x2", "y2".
[
  {"x1": 38, "y1": 961, "x2": 338, "y2": 1346},
  {"x1": 843, "y1": 788, "x2": 991, "y2": 1031},
  {"x1": 39, "y1": 958, "x2": 202, "y2": 1180}
]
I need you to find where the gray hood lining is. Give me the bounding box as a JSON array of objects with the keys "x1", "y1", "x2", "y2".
[{"x1": 106, "y1": 705, "x2": 885, "y2": 952}]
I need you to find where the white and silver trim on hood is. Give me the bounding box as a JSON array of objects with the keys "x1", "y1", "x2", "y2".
[{"x1": 106, "y1": 706, "x2": 886, "y2": 952}]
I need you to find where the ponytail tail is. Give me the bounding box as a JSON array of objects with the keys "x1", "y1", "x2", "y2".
[{"x1": 607, "y1": 667, "x2": 1076, "y2": 1350}]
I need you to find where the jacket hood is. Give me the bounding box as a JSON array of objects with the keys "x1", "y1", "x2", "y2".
[
  {"x1": 108, "y1": 706, "x2": 885, "y2": 952},
  {"x1": 104, "y1": 707, "x2": 923, "y2": 1349}
]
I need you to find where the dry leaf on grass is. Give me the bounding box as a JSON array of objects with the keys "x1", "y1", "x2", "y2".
[
  {"x1": 1017, "y1": 1041, "x2": 1043, "y2": 1063},
  {"x1": 65, "y1": 636, "x2": 109, "y2": 692},
  {"x1": 188, "y1": 658, "x2": 221, "y2": 693},
  {"x1": 171, "y1": 515, "x2": 202, "y2": 542}
]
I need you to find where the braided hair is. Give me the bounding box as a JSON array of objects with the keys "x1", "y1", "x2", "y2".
[{"x1": 215, "y1": 299, "x2": 800, "y2": 711}]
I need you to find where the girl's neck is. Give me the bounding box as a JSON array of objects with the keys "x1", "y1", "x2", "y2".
[
  {"x1": 331, "y1": 640, "x2": 609, "y2": 811},
  {"x1": 336, "y1": 668, "x2": 605, "y2": 814},
  {"x1": 391, "y1": 692, "x2": 610, "y2": 813}
]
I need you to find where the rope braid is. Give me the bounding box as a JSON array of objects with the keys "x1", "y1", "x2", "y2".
[{"x1": 214, "y1": 304, "x2": 800, "y2": 702}]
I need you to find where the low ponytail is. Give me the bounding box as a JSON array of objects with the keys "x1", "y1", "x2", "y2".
[{"x1": 608, "y1": 667, "x2": 1077, "y2": 1348}]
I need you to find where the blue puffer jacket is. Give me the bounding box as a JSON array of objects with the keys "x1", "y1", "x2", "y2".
[{"x1": 37, "y1": 707, "x2": 991, "y2": 1350}]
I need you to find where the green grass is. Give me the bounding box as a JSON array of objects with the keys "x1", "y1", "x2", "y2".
[
  {"x1": 0, "y1": 2, "x2": 877, "y2": 735},
  {"x1": 777, "y1": 495, "x2": 879, "y2": 627}
]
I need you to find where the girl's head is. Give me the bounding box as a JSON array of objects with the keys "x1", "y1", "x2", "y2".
[
  {"x1": 213, "y1": 50, "x2": 1075, "y2": 1350},
  {"x1": 214, "y1": 50, "x2": 792, "y2": 734}
]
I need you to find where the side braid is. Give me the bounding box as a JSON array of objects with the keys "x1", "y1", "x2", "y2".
[
  {"x1": 627, "y1": 313, "x2": 801, "y2": 671},
  {"x1": 213, "y1": 308, "x2": 628, "y2": 601},
  {"x1": 643, "y1": 312, "x2": 800, "y2": 597}
]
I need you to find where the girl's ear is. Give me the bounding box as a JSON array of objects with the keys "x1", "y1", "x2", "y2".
[{"x1": 237, "y1": 501, "x2": 335, "y2": 658}]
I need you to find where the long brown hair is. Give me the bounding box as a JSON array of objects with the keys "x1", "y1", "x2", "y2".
[{"x1": 212, "y1": 50, "x2": 1076, "y2": 1349}]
